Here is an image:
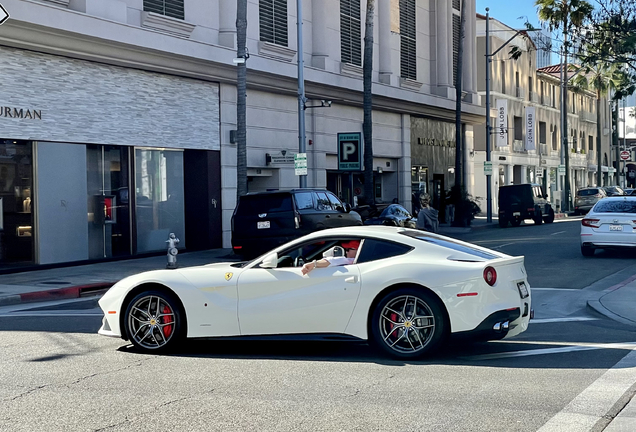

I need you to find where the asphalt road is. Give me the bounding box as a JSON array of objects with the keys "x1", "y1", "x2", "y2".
[{"x1": 1, "y1": 221, "x2": 636, "y2": 431}]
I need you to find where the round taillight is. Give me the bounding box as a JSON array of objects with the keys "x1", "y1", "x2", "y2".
[{"x1": 483, "y1": 266, "x2": 497, "y2": 286}]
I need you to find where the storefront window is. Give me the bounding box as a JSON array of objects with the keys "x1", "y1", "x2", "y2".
[
  {"x1": 0, "y1": 140, "x2": 33, "y2": 265},
  {"x1": 411, "y1": 166, "x2": 428, "y2": 194},
  {"x1": 87, "y1": 145, "x2": 131, "y2": 258},
  {"x1": 135, "y1": 148, "x2": 185, "y2": 253}
]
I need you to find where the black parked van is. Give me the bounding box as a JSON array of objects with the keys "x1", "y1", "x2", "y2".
[
  {"x1": 498, "y1": 183, "x2": 555, "y2": 227},
  {"x1": 231, "y1": 189, "x2": 362, "y2": 258}
]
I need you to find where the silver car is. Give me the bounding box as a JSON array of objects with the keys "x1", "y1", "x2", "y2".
[
  {"x1": 574, "y1": 187, "x2": 606, "y2": 215},
  {"x1": 580, "y1": 197, "x2": 636, "y2": 256}
]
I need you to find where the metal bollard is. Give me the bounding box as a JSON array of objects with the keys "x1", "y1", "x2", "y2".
[{"x1": 166, "y1": 233, "x2": 180, "y2": 269}]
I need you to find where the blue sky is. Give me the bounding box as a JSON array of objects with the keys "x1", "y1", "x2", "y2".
[{"x1": 475, "y1": 0, "x2": 542, "y2": 30}]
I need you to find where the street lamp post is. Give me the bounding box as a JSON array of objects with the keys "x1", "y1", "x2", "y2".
[{"x1": 296, "y1": 0, "x2": 307, "y2": 188}]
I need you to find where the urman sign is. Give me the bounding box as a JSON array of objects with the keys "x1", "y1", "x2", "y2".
[{"x1": 0, "y1": 4, "x2": 9, "y2": 26}]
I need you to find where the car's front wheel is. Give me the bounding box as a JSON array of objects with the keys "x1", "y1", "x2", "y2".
[
  {"x1": 124, "y1": 290, "x2": 185, "y2": 352},
  {"x1": 371, "y1": 288, "x2": 446, "y2": 359}
]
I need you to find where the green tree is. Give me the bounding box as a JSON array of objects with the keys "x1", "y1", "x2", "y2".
[
  {"x1": 236, "y1": 0, "x2": 248, "y2": 197},
  {"x1": 363, "y1": 0, "x2": 375, "y2": 204}
]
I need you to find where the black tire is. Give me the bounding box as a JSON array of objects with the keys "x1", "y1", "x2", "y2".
[
  {"x1": 534, "y1": 207, "x2": 543, "y2": 225},
  {"x1": 581, "y1": 245, "x2": 595, "y2": 257},
  {"x1": 370, "y1": 288, "x2": 446, "y2": 359},
  {"x1": 124, "y1": 290, "x2": 185, "y2": 352},
  {"x1": 544, "y1": 208, "x2": 555, "y2": 224},
  {"x1": 511, "y1": 219, "x2": 522, "y2": 227},
  {"x1": 499, "y1": 217, "x2": 508, "y2": 228}
]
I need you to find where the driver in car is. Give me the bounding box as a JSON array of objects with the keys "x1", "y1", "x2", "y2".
[{"x1": 301, "y1": 240, "x2": 360, "y2": 275}]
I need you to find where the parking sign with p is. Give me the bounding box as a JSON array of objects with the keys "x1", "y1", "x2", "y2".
[{"x1": 337, "y1": 132, "x2": 362, "y2": 171}]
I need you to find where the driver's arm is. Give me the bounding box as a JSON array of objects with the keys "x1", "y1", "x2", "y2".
[{"x1": 301, "y1": 258, "x2": 330, "y2": 275}]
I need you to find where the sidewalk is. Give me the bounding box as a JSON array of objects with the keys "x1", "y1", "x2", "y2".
[{"x1": 0, "y1": 248, "x2": 236, "y2": 306}]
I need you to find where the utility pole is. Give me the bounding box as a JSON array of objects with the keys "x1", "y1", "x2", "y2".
[
  {"x1": 296, "y1": 0, "x2": 307, "y2": 188},
  {"x1": 484, "y1": 8, "x2": 492, "y2": 223},
  {"x1": 236, "y1": 0, "x2": 248, "y2": 197}
]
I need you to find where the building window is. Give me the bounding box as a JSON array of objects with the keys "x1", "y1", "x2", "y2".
[
  {"x1": 589, "y1": 135, "x2": 594, "y2": 151},
  {"x1": 259, "y1": 0, "x2": 288, "y2": 46},
  {"x1": 143, "y1": 0, "x2": 184, "y2": 20},
  {"x1": 400, "y1": 0, "x2": 417, "y2": 80},
  {"x1": 340, "y1": 0, "x2": 362, "y2": 66},
  {"x1": 552, "y1": 125, "x2": 558, "y2": 151},
  {"x1": 539, "y1": 122, "x2": 547, "y2": 144},
  {"x1": 452, "y1": 0, "x2": 460, "y2": 10},
  {"x1": 452, "y1": 13, "x2": 460, "y2": 85}
]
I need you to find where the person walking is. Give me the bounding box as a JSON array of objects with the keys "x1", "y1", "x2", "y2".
[{"x1": 416, "y1": 193, "x2": 439, "y2": 233}]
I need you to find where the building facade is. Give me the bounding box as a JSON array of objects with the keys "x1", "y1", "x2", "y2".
[
  {"x1": 0, "y1": 0, "x2": 483, "y2": 269},
  {"x1": 474, "y1": 14, "x2": 610, "y2": 215}
]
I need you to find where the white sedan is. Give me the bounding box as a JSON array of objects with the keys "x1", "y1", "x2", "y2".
[
  {"x1": 581, "y1": 196, "x2": 636, "y2": 256},
  {"x1": 98, "y1": 226, "x2": 532, "y2": 359}
]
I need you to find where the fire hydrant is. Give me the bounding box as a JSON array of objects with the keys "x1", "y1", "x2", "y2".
[{"x1": 166, "y1": 233, "x2": 180, "y2": 269}]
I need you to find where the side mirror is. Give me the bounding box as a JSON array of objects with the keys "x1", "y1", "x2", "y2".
[
  {"x1": 323, "y1": 246, "x2": 344, "y2": 258},
  {"x1": 343, "y1": 203, "x2": 351, "y2": 213},
  {"x1": 259, "y1": 252, "x2": 278, "y2": 269}
]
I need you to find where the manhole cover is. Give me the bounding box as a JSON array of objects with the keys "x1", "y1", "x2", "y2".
[{"x1": 39, "y1": 281, "x2": 72, "y2": 285}]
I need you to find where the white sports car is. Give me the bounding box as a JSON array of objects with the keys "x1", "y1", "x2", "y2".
[
  {"x1": 98, "y1": 226, "x2": 532, "y2": 359},
  {"x1": 581, "y1": 196, "x2": 636, "y2": 256}
]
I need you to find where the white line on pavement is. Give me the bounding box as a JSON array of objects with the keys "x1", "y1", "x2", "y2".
[
  {"x1": 537, "y1": 347, "x2": 636, "y2": 432},
  {"x1": 531, "y1": 288, "x2": 579, "y2": 291},
  {"x1": 463, "y1": 341, "x2": 636, "y2": 362},
  {"x1": 531, "y1": 317, "x2": 599, "y2": 323},
  {"x1": 550, "y1": 231, "x2": 567, "y2": 235},
  {"x1": 0, "y1": 312, "x2": 103, "y2": 317}
]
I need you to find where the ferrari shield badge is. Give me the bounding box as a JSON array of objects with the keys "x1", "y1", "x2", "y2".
[{"x1": 224, "y1": 272, "x2": 233, "y2": 281}]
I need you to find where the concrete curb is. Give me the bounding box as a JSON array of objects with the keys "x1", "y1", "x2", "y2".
[
  {"x1": 587, "y1": 298, "x2": 636, "y2": 328},
  {"x1": 0, "y1": 282, "x2": 114, "y2": 307}
]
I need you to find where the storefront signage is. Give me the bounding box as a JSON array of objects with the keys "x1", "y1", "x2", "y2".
[
  {"x1": 525, "y1": 106, "x2": 535, "y2": 151},
  {"x1": 0, "y1": 106, "x2": 42, "y2": 120},
  {"x1": 496, "y1": 99, "x2": 508, "y2": 147},
  {"x1": 0, "y1": 3, "x2": 9, "y2": 26},
  {"x1": 337, "y1": 132, "x2": 362, "y2": 171},
  {"x1": 417, "y1": 137, "x2": 454, "y2": 147}
]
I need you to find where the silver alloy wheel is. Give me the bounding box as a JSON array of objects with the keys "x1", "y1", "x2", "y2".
[
  {"x1": 378, "y1": 295, "x2": 435, "y2": 354},
  {"x1": 127, "y1": 295, "x2": 176, "y2": 350}
]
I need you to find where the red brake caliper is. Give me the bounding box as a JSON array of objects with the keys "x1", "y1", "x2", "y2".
[
  {"x1": 162, "y1": 305, "x2": 173, "y2": 338},
  {"x1": 389, "y1": 313, "x2": 398, "y2": 341}
]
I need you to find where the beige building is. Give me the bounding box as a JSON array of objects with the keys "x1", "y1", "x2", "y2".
[{"x1": 474, "y1": 14, "x2": 611, "y2": 214}]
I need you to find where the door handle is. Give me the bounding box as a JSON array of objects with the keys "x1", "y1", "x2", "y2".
[{"x1": 345, "y1": 276, "x2": 357, "y2": 283}]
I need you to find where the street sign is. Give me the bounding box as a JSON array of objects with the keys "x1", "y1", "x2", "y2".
[
  {"x1": 483, "y1": 161, "x2": 492, "y2": 175},
  {"x1": 609, "y1": 167, "x2": 617, "y2": 174},
  {"x1": 558, "y1": 164, "x2": 565, "y2": 174},
  {"x1": 337, "y1": 132, "x2": 362, "y2": 171},
  {"x1": 294, "y1": 153, "x2": 307, "y2": 176},
  {"x1": 0, "y1": 4, "x2": 8, "y2": 26},
  {"x1": 620, "y1": 150, "x2": 631, "y2": 161}
]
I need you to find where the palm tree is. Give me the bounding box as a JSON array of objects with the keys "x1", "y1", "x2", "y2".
[
  {"x1": 363, "y1": 0, "x2": 375, "y2": 204},
  {"x1": 236, "y1": 0, "x2": 248, "y2": 197},
  {"x1": 572, "y1": 63, "x2": 617, "y2": 187},
  {"x1": 535, "y1": 0, "x2": 593, "y2": 211}
]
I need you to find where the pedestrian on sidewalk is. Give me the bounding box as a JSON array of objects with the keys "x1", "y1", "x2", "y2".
[{"x1": 416, "y1": 193, "x2": 439, "y2": 233}]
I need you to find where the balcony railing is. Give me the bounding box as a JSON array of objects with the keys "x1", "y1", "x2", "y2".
[
  {"x1": 580, "y1": 111, "x2": 596, "y2": 123},
  {"x1": 540, "y1": 143, "x2": 548, "y2": 155},
  {"x1": 530, "y1": 92, "x2": 539, "y2": 104},
  {"x1": 513, "y1": 140, "x2": 524, "y2": 152},
  {"x1": 515, "y1": 87, "x2": 525, "y2": 99}
]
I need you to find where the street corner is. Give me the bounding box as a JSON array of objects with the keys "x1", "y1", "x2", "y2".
[{"x1": 0, "y1": 282, "x2": 114, "y2": 307}]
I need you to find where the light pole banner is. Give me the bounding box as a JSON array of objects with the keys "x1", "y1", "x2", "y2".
[
  {"x1": 496, "y1": 99, "x2": 508, "y2": 147},
  {"x1": 525, "y1": 106, "x2": 536, "y2": 151}
]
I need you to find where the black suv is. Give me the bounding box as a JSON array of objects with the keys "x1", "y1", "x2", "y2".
[
  {"x1": 498, "y1": 183, "x2": 555, "y2": 227},
  {"x1": 231, "y1": 189, "x2": 362, "y2": 258}
]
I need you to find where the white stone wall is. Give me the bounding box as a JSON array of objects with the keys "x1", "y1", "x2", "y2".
[{"x1": 0, "y1": 46, "x2": 220, "y2": 150}]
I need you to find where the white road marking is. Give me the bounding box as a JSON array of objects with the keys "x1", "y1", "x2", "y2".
[
  {"x1": 551, "y1": 231, "x2": 567, "y2": 235},
  {"x1": 495, "y1": 242, "x2": 517, "y2": 248},
  {"x1": 531, "y1": 317, "x2": 599, "y2": 324},
  {"x1": 463, "y1": 341, "x2": 636, "y2": 361},
  {"x1": 531, "y1": 288, "x2": 579, "y2": 291},
  {"x1": 0, "y1": 312, "x2": 103, "y2": 317},
  {"x1": 537, "y1": 348, "x2": 636, "y2": 432}
]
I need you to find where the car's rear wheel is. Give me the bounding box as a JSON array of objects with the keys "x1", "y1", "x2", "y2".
[
  {"x1": 581, "y1": 245, "x2": 595, "y2": 257},
  {"x1": 371, "y1": 288, "x2": 446, "y2": 359},
  {"x1": 544, "y1": 208, "x2": 555, "y2": 224},
  {"x1": 499, "y1": 217, "x2": 508, "y2": 228},
  {"x1": 125, "y1": 290, "x2": 185, "y2": 352},
  {"x1": 534, "y1": 207, "x2": 543, "y2": 225}
]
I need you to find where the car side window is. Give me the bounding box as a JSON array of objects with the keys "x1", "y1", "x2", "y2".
[
  {"x1": 326, "y1": 192, "x2": 343, "y2": 210},
  {"x1": 295, "y1": 192, "x2": 314, "y2": 210},
  {"x1": 315, "y1": 192, "x2": 333, "y2": 211},
  {"x1": 356, "y1": 239, "x2": 412, "y2": 264}
]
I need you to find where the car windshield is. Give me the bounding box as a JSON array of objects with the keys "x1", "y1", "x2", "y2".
[
  {"x1": 400, "y1": 230, "x2": 499, "y2": 260},
  {"x1": 593, "y1": 200, "x2": 636, "y2": 214},
  {"x1": 578, "y1": 189, "x2": 599, "y2": 197}
]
